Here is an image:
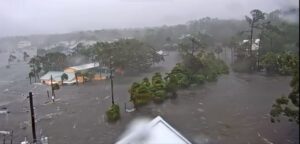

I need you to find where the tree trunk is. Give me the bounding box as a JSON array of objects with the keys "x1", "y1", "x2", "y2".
[
  {"x1": 33, "y1": 66, "x2": 37, "y2": 82},
  {"x1": 75, "y1": 74, "x2": 78, "y2": 86},
  {"x1": 99, "y1": 64, "x2": 102, "y2": 79},
  {"x1": 249, "y1": 22, "x2": 254, "y2": 56},
  {"x1": 29, "y1": 76, "x2": 32, "y2": 84},
  {"x1": 51, "y1": 75, "x2": 54, "y2": 96},
  {"x1": 257, "y1": 34, "x2": 262, "y2": 71},
  {"x1": 82, "y1": 75, "x2": 85, "y2": 84}
]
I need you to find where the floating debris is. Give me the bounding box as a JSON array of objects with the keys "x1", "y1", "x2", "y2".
[
  {"x1": 0, "y1": 131, "x2": 10, "y2": 135},
  {"x1": 197, "y1": 108, "x2": 205, "y2": 112},
  {"x1": 257, "y1": 132, "x2": 274, "y2": 144},
  {"x1": 104, "y1": 95, "x2": 110, "y2": 100},
  {"x1": 125, "y1": 102, "x2": 135, "y2": 113},
  {"x1": 36, "y1": 112, "x2": 63, "y2": 123},
  {"x1": 73, "y1": 123, "x2": 77, "y2": 129},
  {"x1": 0, "y1": 110, "x2": 9, "y2": 114},
  {"x1": 41, "y1": 136, "x2": 49, "y2": 144}
]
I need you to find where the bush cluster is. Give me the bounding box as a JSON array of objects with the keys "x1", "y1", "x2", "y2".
[
  {"x1": 261, "y1": 52, "x2": 298, "y2": 75},
  {"x1": 106, "y1": 104, "x2": 120, "y2": 122},
  {"x1": 129, "y1": 52, "x2": 229, "y2": 108}
]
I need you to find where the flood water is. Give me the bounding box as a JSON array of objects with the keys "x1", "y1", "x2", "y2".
[{"x1": 0, "y1": 51, "x2": 299, "y2": 144}]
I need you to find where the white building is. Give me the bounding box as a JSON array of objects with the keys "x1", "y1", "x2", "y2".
[
  {"x1": 116, "y1": 116, "x2": 191, "y2": 144},
  {"x1": 241, "y1": 39, "x2": 260, "y2": 51}
]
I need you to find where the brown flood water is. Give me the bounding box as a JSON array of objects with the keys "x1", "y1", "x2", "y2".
[{"x1": 0, "y1": 51, "x2": 299, "y2": 144}]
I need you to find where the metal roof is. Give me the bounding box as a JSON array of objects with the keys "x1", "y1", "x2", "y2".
[
  {"x1": 68, "y1": 62, "x2": 99, "y2": 71},
  {"x1": 116, "y1": 116, "x2": 191, "y2": 144},
  {"x1": 40, "y1": 71, "x2": 75, "y2": 82},
  {"x1": 40, "y1": 71, "x2": 64, "y2": 81}
]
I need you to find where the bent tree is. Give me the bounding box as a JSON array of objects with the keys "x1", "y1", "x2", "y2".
[{"x1": 245, "y1": 9, "x2": 265, "y2": 56}]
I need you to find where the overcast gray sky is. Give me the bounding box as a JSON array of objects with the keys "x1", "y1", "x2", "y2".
[{"x1": 0, "y1": 0, "x2": 298, "y2": 37}]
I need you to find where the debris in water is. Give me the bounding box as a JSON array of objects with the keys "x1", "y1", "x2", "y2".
[
  {"x1": 197, "y1": 108, "x2": 204, "y2": 112},
  {"x1": 73, "y1": 123, "x2": 77, "y2": 129},
  {"x1": 262, "y1": 138, "x2": 274, "y2": 144},
  {"x1": 41, "y1": 136, "x2": 49, "y2": 144},
  {"x1": 0, "y1": 110, "x2": 9, "y2": 114},
  {"x1": 257, "y1": 132, "x2": 261, "y2": 137},
  {"x1": 257, "y1": 132, "x2": 274, "y2": 144},
  {"x1": 36, "y1": 112, "x2": 63, "y2": 122},
  {"x1": 0, "y1": 131, "x2": 10, "y2": 135},
  {"x1": 104, "y1": 95, "x2": 110, "y2": 100}
]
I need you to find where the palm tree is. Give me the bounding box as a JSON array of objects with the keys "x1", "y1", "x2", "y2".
[
  {"x1": 61, "y1": 73, "x2": 68, "y2": 85},
  {"x1": 75, "y1": 71, "x2": 80, "y2": 86},
  {"x1": 28, "y1": 56, "x2": 42, "y2": 82},
  {"x1": 81, "y1": 72, "x2": 88, "y2": 84},
  {"x1": 29, "y1": 72, "x2": 35, "y2": 84}
]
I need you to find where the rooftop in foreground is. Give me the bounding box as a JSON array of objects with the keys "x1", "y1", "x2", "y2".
[{"x1": 116, "y1": 116, "x2": 191, "y2": 144}]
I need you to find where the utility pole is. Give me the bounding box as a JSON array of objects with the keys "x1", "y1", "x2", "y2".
[
  {"x1": 10, "y1": 131, "x2": 13, "y2": 144},
  {"x1": 28, "y1": 92, "x2": 37, "y2": 143},
  {"x1": 109, "y1": 56, "x2": 115, "y2": 105},
  {"x1": 50, "y1": 75, "x2": 55, "y2": 97},
  {"x1": 3, "y1": 133, "x2": 5, "y2": 144}
]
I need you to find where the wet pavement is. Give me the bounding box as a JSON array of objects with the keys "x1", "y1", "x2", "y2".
[{"x1": 0, "y1": 51, "x2": 299, "y2": 144}]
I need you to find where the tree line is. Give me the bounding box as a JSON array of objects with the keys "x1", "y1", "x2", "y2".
[{"x1": 28, "y1": 38, "x2": 164, "y2": 83}]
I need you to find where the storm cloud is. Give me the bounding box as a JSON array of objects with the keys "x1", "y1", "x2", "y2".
[{"x1": 0, "y1": 0, "x2": 298, "y2": 37}]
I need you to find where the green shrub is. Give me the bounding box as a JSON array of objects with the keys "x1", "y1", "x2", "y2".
[
  {"x1": 134, "y1": 84, "x2": 152, "y2": 107},
  {"x1": 152, "y1": 90, "x2": 167, "y2": 104},
  {"x1": 175, "y1": 73, "x2": 190, "y2": 88},
  {"x1": 141, "y1": 77, "x2": 151, "y2": 87},
  {"x1": 192, "y1": 74, "x2": 206, "y2": 84},
  {"x1": 106, "y1": 104, "x2": 120, "y2": 122},
  {"x1": 261, "y1": 52, "x2": 278, "y2": 74},
  {"x1": 127, "y1": 51, "x2": 229, "y2": 108},
  {"x1": 151, "y1": 73, "x2": 167, "y2": 103},
  {"x1": 277, "y1": 53, "x2": 298, "y2": 75},
  {"x1": 165, "y1": 73, "x2": 178, "y2": 98},
  {"x1": 152, "y1": 73, "x2": 164, "y2": 85},
  {"x1": 205, "y1": 73, "x2": 218, "y2": 82},
  {"x1": 217, "y1": 60, "x2": 229, "y2": 74},
  {"x1": 129, "y1": 82, "x2": 140, "y2": 103}
]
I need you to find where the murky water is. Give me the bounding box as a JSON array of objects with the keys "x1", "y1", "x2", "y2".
[{"x1": 0, "y1": 51, "x2": 299, "y2": 144}]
